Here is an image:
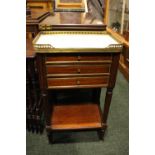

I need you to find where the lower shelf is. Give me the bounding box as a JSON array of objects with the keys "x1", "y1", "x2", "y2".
[{"x1": 49, "y1": 103, "x2": 102, "y2": 130}]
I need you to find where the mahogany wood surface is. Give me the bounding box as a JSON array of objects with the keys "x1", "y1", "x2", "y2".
[
  {"x1": 33, "y1": 26, "x2": 123, "y2": 143},
  {"x1": 47, "y1": 76, "x2": 109, "y2": 88},
  {"x1": 50, "y1": 103, "x2": 102, "y2": 130},
  {"x1": 57, "y1": 3, "x2": 83, "y2": 8},
  {"x1": 26, "y1": 0, "x2": 52, "y2": 12},
  {"x1": 36, "y1": 49, "x2": 121, "y2": 142},
  {"x1": 46, "y1": 64, "x2": 111, "y2": 74},
  {"x1": 26, "y1": 39, "x2": 35, "y2": 58},
  {"x1": 102, "y1": 53, "x2": 120, "y2": 126},
  {"x1": 45, "y1": 53, "x2": 112, "y2": 62},
  {"x1": 26, "y1": 11, "x2": 50, "y2": 39},
  {"x1": 26, "y1": 11, "x2": 50, "y2": 23}
]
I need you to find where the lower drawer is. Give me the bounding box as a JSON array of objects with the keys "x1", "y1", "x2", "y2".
[{"x1": 47, "y1": 76, "x2": 109, "y2": 88}]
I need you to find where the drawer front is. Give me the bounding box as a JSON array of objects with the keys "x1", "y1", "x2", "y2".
[
  {"x1": 47, "y1": 76, "x2": 109, "y2": 88},
  {"x1": 45, "y1": 54, "x2": 112, "y2": 63},
  {"x1": 46, "y1": 64, "x2": 111, "y2": 75},
  {"x1": 46, "y1": 55, "x2": 77, "y2": 62},
  {"x1": 27, "y1": 2, "x2": 51, "y2": 11}
]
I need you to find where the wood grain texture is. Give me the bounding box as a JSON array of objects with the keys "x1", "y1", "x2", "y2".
[
  {"x1": 57, "y1": 3, "x2": 83, "y2": 8},
  {"x1": 26, "y1": 1, "x2": 52, "y2": 12},
  {"x1": 47, "y1": 76, "x2": 109, "y2": 88},
  {"x1": 26, "y1": 11, "x2": 50, "y2": 39},
  {"x1": 108, "y1": 53, "x2": 120, "y2": 88},
  {"x1": 46, "y1": 64, "x2": 111, "y2": 75},
  {"x1": 26, "y1": 11, "x2": 50, "y2": 22},
  {"x1": 26, "y1": 39, "x2": 35, "y2": 58},
  {"x1": 50, "y1": 103, "x2": 102, "y2": 130},
  {"x1": 45, "y1": 54, "x2": 112, "y2": 62},
  {"x1": 35, "y1": 39, "x2": 121, "y2": 141}
]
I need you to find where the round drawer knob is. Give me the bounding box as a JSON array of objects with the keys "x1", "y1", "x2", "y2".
[
  {"x1": 77, "y1": 80, "x2": 80, "y2": 85},
  {"x1": 77, "y1": 68, "x2": 81, "y2": 73},
  {"x1": 77, "y1": 56, "x2": 81, "y2": 61}
]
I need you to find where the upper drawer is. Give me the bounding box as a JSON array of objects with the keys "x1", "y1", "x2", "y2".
[{"x1": 45, "y1": 54, "x2": 112, "y2": 64}]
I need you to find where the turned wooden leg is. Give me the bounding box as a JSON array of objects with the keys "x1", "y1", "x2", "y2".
[
  {"x1": 97, "y1": 129, "x2": 105, "y2": 140},
  {"x1": 100, "y1": 88, "x2": 113, "y2": 139},
  {"x1": 103, "y1": 88, "x2": 113, "y2": 123},
  {"x1": 47, "y1": 130, "x2": 53, "y2": 144}
]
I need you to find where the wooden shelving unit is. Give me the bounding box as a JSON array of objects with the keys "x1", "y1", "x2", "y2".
[
  {"x1": 33, "y1": 30, "x2": 122, "y2": 142},
  {"x1": 26, "y1": 0, "x2": 124, "y2": 141}
]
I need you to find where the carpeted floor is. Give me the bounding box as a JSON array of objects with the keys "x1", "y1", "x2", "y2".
[{"x1": 26, "y1": 71, "x2": 129, "y2": 155}]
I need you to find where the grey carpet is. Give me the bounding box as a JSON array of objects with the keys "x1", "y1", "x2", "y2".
[{"x1": 26, "y1": 71, "x2": 129, "y2": 155}]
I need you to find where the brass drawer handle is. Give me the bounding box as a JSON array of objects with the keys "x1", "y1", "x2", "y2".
[
  {"x1": 77, "y1": 68, "x2": 81, "y2": 73},
  {"x1": 77, "y1": 80, "x2": 80, "y2": 85}
]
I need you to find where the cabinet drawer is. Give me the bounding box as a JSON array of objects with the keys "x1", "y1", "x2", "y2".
[
  {"x1": 45, "y1": 54, "x2": 112, "y2": 63},
  {"x1": 46, "y1": 64, "x2": 111, "y2": 75},
  {"x1": 47, "y1": 76, "x2": 109, "y2": 88},
  {"x1": 27, "y1": 2, "x2": 51, "y2": 11}
]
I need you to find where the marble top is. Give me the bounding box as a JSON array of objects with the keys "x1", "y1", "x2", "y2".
[{"x1": 35, "y1": 32, "x2": 119, "y2": 49}]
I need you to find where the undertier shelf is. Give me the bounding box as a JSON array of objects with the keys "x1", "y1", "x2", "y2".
[{"x1": 49, "y1": 103, "x2": 102, "y2": 130}]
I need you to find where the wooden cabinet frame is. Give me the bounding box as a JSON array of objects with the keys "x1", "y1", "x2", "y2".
[{"x1": 104, "y1": 0, "x2": 129, "y2": 81}]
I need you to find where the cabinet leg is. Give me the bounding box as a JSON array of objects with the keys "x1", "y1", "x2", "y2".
[
  {"x1": 47, "y1": 131, "x2": 53, "y2": 144},
  {"x1": 102, "y1": 88, "x2": 113, "y2": 125},
  {"x1": 97, "y1": 129, "x2": 105, "y2": 140}
]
